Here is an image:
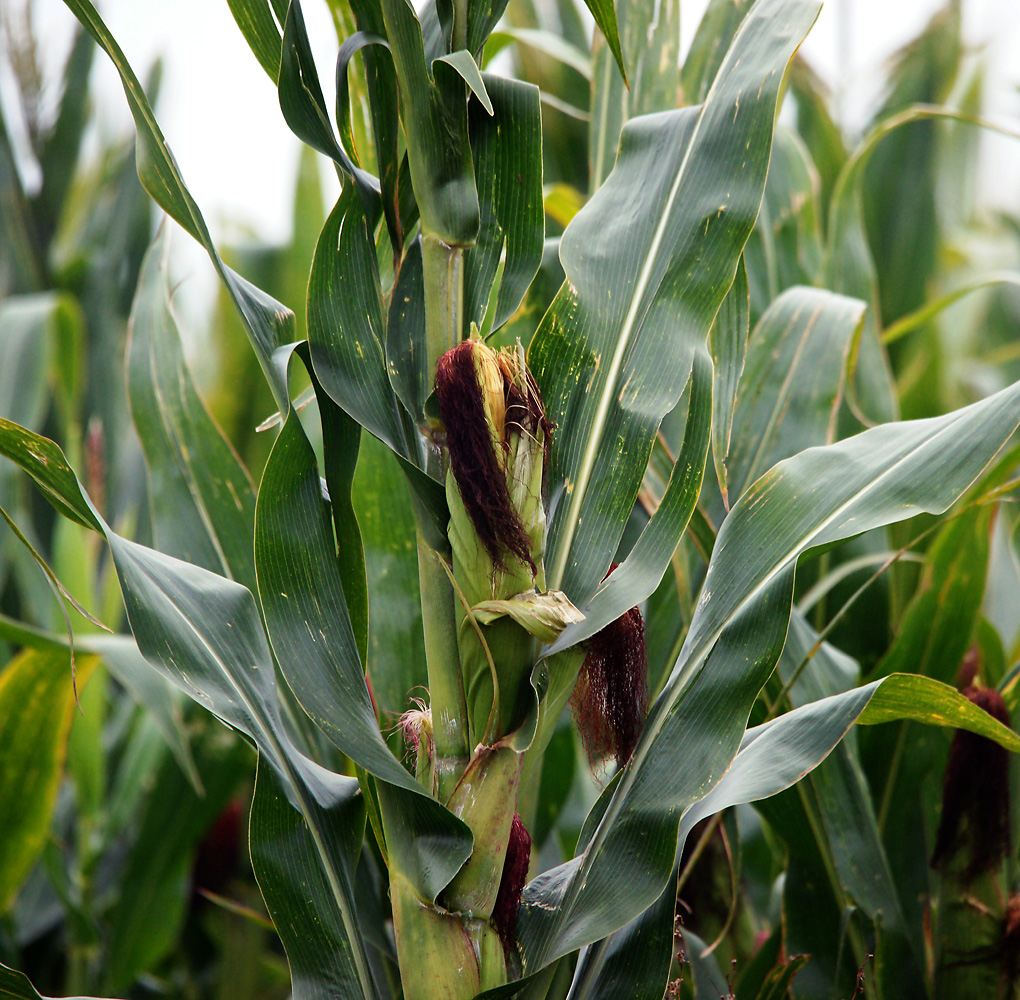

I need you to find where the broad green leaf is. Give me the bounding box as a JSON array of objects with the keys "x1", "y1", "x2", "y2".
[
  {"x1": 857, "y1": 673, "x2": 1020, "y2": 742},
  {"x1": 572, "y1": 662, "x2": 1020, "y2": 998},
  {"x1": 517, "y1": 376, "x2": 1020, "y2": 973},
  {"x1": 463, "y1": 74, "x2": 544, "y2": 332},
  {"x1": 226, "y1": 0, "x2": 283, "y2": 81},
  {"x1": 531, "y1": 0, "x2": 820, "y2": 609},
  {"x1": 710, "y1": 257, "x2": 749, "y2": 505},
  {"x1": 308, "y1": 186, "x2": 416, "y2": 458},
  {"x1": 725, "y1": 286, "x2": 865, "y2": 502},
  {"x1": 0, "y1": 649, "x2": 98, "y2": 911},
  {"x1": 249, "y1": 759, "x2": 372, "y2": 1000},
  {"x1": 564, "y1": 878, "x2": 676, "y2": 1000},
  {"x1": 0, "y1": 419, "x2": 380, "y2": 998},
  {"x1": 255, "y1": 354, "x2": 472, "y2": 901},
  {"x1": 678, "y1": 0, "x2": 753, "y2": 106},
  {"x1": 588, "y1": 0, "x2": 679, "y2": 193},
  {"x1": 545, "y1": 348, "x2": 711, "y2": 655},
  {"x1": 58, "y1": 0, "x2": 295, "y2": 409},
  {"x1": 379, "y1": 0, "x2": 479, "y2": 244},
  {"x1": 127, "y1": 230, "x2": 257, "y2": 591}
]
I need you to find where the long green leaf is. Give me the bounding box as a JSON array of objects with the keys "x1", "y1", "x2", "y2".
[
  {"x1": 725, "y1": 286, "x2": 865, "y2": 502},
  {"x1": 255, "y1": 379, "x2": 472, "y2": 898},
  {"x1": 127, "y1": 230, "x2": 257, "y2": 591},
  {"x1": 545, "y1": 348, "x2": 712, "y2": 655},
  {"x1": 463, "y1": 73, "x2": 544, "y2": 332},
  {"x1": 0, "y1": 420, "x2": 379, "y2": 999},
  {"x1": 531, "y1": 0, "x2": 821, "y2": 607},
  {"x1": 568, "y1": 665, "x2": 1020, "y2": 999},
  {"x1": 517, "y1": 376, "x2": 1020, "y2": 973},
  {"x1": 587, "y1": 0, "x2": 679, "y2": 193},
  {"x1": 249, "y1": 759, "x2": 375, "y2": 1000},
  {"x1": 308, "y1": 186, "x2": 414, "y2": 458}
]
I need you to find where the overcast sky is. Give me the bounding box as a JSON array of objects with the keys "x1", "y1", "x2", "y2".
[{"x1": 9, "y1": 0, "x2": 1020, "y2": 320}]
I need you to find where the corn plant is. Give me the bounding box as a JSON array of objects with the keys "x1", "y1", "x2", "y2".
[{"x1": 3, "y1": 1, "x2": 1020, "y2": 999}]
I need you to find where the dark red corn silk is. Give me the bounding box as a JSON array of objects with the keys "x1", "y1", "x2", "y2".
[
  {"x1": 571, "y1": 565, "x2": 649, "y2": 771},
  {"x1": 493, "y1": 812, "x2": 531, "y2": 953},
  {"x1": 930, "y1": 686, "x2": 1011, "y2": 879},
  {"x1": 434, "y1": 342, "x2": 537, "y2": 573}
]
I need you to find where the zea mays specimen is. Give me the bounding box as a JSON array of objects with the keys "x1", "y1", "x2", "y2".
[{"x1": 390, "y1": 338, "x2": 584, "y2": 995}]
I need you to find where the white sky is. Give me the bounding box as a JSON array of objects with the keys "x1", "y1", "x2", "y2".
[{"x1": 10, "y1": 0, "x2": 1020, "y2": 320}]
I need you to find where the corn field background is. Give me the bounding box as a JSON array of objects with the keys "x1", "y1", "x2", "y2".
[{"x1": 4, "y1": 1, "x2": 1020, "y2": 999}]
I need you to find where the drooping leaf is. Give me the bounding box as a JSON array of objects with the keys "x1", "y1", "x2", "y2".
[
  {"x1": 516, "y1": 375, "x2": 1020, "y2": 974},
  {"x1": 127, "y1": 230, "x2": 257, "y2": 591},
  {"x1": 0, "y1": 419, "x2": 383, "y2": 997},
  {"x1": 308, "y1": 186, "x2": 415, "y2": 459},
  {"x1": 255, "y1": 351, "x2": 472, "y2": 901}
]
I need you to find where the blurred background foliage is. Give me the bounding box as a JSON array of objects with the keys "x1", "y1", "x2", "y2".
[{"x1": 2, "y1": 0, "x2": 1020, "y2": 997}]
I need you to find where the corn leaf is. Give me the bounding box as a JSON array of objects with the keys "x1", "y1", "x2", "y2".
[
  {"x1": 127, "y1": 231, "x2": 257, "y2": 591},
  {"x1": 0, "y1": 649, "x2": 98, "y2": 912},
  {"x1": 517, "y1": 376, "x2": 1020, "y2": 973},
  {"x1": 530, "y1": 0, "x2": 821, "y2": 610}
]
